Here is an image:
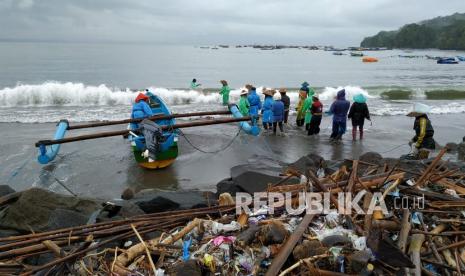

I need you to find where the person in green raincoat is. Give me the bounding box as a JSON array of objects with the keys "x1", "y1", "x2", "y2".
[
  {"x1": 301, "y1": 85, "x2": 316, "y2": 130},
  {"x1": 238, "y1": 90, "x2": 250, "y2": 116},
  {"x1": 219, "y1": 80, "x2": 230, "y2": 105},
  {"x1": 296, "y1": 82, "x2": 309, "y2": 127}
]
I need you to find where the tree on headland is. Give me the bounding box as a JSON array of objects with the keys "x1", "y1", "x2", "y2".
[{"x1": 361, "y1": 13, "x2": 465, "y2": 50}]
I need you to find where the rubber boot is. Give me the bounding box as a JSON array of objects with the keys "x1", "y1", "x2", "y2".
[
  {"x1": 352, "y1": 127, "x2": 357, "y2": 141},
  {"x1": 360, "y1": 129, "x2": 364, "y2": 140}
]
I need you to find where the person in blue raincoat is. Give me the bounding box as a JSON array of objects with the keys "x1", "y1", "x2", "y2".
[
  {"x1": 261, "y1": 89, "x2": 275, "y2": 130},
  {"x1": 329, "y1": 89, "x2": 350, "y2": 141},
  {"x1": 271, "y1": 92, "x2": 285, "y2": 136},
  {"x1": 130, "y1": 92, "x2": 153, "y2": 130},
  {"x1": 246, "y1": 85, "x2": 262, "y2": 124}
]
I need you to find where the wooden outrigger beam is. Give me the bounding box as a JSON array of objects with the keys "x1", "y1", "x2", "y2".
[
  {"x1": 36, "y1": 116, "x2": 252, "y2": 147},
  {"x1": 67, "y1": 110, "x2": 232, "y2": 130}
]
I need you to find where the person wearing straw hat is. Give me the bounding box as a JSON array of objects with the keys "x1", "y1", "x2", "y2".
[
  {"x1": 407, "y1": 103, "x2": 435, "y2": 159},
  {"x1": 238, "y1": 90, "x2": 250, "y2": 116},
  {"x1": 261, "y1": 89, "x2": 275, "y2": 130},
  {"x1": 279, "y1": 88, "x2": 290, "y2": 124},
  {"x1": 219, "y1": 80, "x2": 230, "y2": 105},
  {"x1": 272, "y1": 92, "x2": 285, "y2": 136}
]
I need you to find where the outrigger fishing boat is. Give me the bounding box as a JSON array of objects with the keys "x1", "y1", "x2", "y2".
[{"x1": 36, "y1": 92, "x2": 260, "y2": 169}]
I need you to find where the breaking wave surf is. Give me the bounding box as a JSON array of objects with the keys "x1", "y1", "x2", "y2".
[{"x1": 1, "y1": 82, "x2": 465, "y2": 123}]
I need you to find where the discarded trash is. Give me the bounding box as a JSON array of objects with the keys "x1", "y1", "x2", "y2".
[{"x1": 1, "y1": 149, "x2": 465, "y2": 275}]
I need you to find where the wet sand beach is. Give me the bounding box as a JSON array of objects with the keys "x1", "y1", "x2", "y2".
[{"x1": 1, "y1": 113, "x2": 463, "y2": 199}]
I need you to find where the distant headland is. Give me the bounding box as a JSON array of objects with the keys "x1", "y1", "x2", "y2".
[{"x1": 361, "y1": 12, "x2": 465, "y2": 50}]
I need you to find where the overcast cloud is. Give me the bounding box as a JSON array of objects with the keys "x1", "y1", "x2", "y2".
[{"x1": 0, "y1": 0, "x2": 463, "y2": 46}]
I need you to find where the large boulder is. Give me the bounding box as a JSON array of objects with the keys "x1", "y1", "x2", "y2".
[
  {"x1": 130, "y1": 190, "x2": 214, "y2": 214},
  {"x1": 47, "y1": 209, "x2": 89, "y2": 230},
  {"x1": 286, "y1": 153, "x2": 325, "y2": 175},
  {"x1": 221, "y1": 155, "x2": 309, "y2": 194},
  {"x1": 0, "y1": 185, "x2": 15, "y2": 197},
  {"x1": 216, "y1": 178, "x2": 245, "y2": 196},
  {"x1": 0, "y1": 188, "x2": 101, "y2": 232},
  {"x1": 229, "y1": 155, "x2": 289, "y2": 194},
  {"x1": 359, "y1": 152, "x2": 383, "y2": 166}
]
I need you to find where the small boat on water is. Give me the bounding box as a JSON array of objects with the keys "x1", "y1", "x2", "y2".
[
  {"x1": 332, "y1": 52, "x2": 344, "y2": 56},
  {"x1": 437, "y1": 57, "x2": 458, "y2": 64},
  {"x1": 457, "y1": 56, "x2": 465, "y2": 61},
  {"x1": 36, "y1": 93, "x2": 259, "y2": 169},
  {"x1": 362, "y1": 57, "x2": 378, "y2": 62},
  {"x1": 350, "y1": 52, "x2": 364, "y2": 57}
]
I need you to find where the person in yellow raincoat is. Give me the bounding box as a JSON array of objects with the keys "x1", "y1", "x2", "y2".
[{"x1": 301, "y1": 86, "x2": 316, "y2": 130}]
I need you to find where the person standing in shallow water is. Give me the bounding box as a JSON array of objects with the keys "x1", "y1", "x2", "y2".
[
  {"x1": 302, "y1": 85, "x2": 316, "y2": 131},
  {"x1": 238, "y1": 90, "x2": 250, "y2": 116},
  {"x1": 190, "y1": 78, "x2": 201, "y2": 89},
  {"x1": 407, "y1": 103, "x2": 435, "y2": 159},
  {"x1": 219, "y1": 80, "x2": 230, "y2": 105},
  {"x1": 348, "y1": 93, "x2": 371, "y2": 141},
  {"x1": 279, "y1": 88, "x2": 290, "y2": 125},
  {"x1": 271, "y1": 92, "x2": 285, "y2": 136},
  {"x1": 246, "y1": 85, "x2": 261, "y2": 125},
  {"x1": 329, "y1": 89, "x2": 350, "y2": 141},
  {"x1": 296, "y1": 83, "x2": 309, "y2": 127},
  {"x1": 308, "y1": 95, "x2": 323, "y2": 136},
  {"x1": 261, "y1": 89, "x2": 275, "y2": 130}
]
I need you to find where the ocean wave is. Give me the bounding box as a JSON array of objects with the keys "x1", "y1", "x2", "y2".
[{"x1": 371, "y1": 102, "x2": 465, "y2": 116}]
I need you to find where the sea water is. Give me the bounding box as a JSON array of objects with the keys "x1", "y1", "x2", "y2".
[{"x1": 1, "y1": 42, "x2": 464, "y2": 197}]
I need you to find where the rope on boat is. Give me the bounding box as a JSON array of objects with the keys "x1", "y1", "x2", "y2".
[{"x1": 178, "y1": 127, "x2": 242, "y2": 154}]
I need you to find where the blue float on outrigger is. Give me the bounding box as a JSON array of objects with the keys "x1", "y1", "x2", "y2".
[{"x1": 36, "y1": 93, "x2": 260, "y2": 169}]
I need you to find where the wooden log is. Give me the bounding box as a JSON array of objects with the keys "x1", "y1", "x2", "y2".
[
  {"x1": 35, "y1": 117, "x2": 252, "y2": 147},
  {"x1": 397, "y1": 209, "x2": 411, "y2": 253},
  {"x1": 113, "y1": 218, "x2": 205, "y2": 275},
  {"x1": 415, "y1": 147, "x2": 448, "y2": 187},
  {"x1": 363, "y1": 192, "x2": 373, "y2": 235},
  {"x1": 67, "y1": 110, "x2": 232, "y2": 130},
  {"x1": 42, "y1": 240, "x2": 65, "y2": 257},
  {"x1": 265, "y1": 214, "x2": 315, "y2": 276},
  {"x1": 371, "y1": 220, "x2": 401, "y2": 231},
  {"x1": 346, "y1": 160, "x2": 359, "y2": 193},
  {"x1": 436, "y1": 179, "x2": 465, "y2": 195},
  {"x1": 409, "y1": 234, "x2": 426, "y2": 276}
]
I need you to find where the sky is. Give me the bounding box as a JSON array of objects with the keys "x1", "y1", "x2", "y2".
[{"x1": 0, "y1": 0, "x2": 463, "y2": 46}]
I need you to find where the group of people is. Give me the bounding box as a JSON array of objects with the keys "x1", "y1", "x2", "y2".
[{"x1": 132, "y1": 80, "x2": 435, "y2": 160}]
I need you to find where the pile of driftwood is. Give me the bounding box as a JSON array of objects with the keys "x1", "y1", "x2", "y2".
[{"x1": 2, "y1": 148, "x2": 465, "y2": 275}]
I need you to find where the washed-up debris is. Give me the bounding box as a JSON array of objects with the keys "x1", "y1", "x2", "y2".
[{"x1": 1, "y1": 148, "x2": 465, "y2": 275}]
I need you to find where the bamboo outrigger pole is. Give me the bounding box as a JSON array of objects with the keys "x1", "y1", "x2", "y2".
[
  {"x1": 67, "y1": 110, "x2": 232, "y2": 130},
  {"x1": 35, "y1": 116, "x2": 252, "y2": 147}
]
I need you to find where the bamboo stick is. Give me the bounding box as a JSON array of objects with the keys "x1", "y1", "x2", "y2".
[
  {"x1": 67, "y1": 110, "x2": 232, "y2": 130},
  {"x1": 35, "y1": 117, "x2": 252, "y2": 147}
]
